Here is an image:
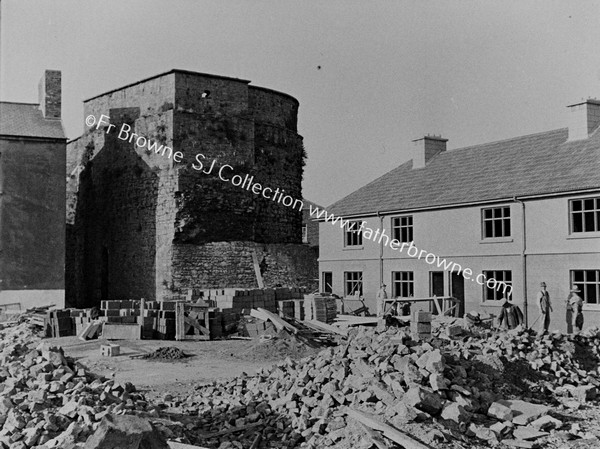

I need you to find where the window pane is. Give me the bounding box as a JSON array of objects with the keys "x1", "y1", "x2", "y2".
[
  {"x1": 485, "y1": 221, "x2": 493, "y2": 238},
  {"x1": 584, "y1": 212, "x2": 595, "y2": 232},
  {"x1": 484, "y1": 209, "x2": 492, "y2": 219},
  {"x1": 573, "y1": 271, "x2": 584, "y2": 282},
  {"x1": 408, "y1": 227, "x2": 413, "y2": 242},
  {"x1": 503, "y1": 218, "x2": 511, "y2": 236},
  {"x1": 584, "y1": 199, "x2": 594, "y2": 210},
  {"x1": 494, "y1": 220, "x2": 503, "y2": 237},
  {"x1": 586, "y1": 284, "x2": 597, "y2": 304},
  {"x1": 503, "y1": 207, "x2": 510, "y2": 218},
  {"x1": 493, "y1": 208, "x2": 502, "y2": 218},
  {"x1": 573, "y1": 213, "x2": 583, "y2": 233},
  {"x1": 572, "y1": 200, "x2": 582, "y2": 211},
  {"x1": 587, "y1": 270, "x2": 597, "y2": 282}
]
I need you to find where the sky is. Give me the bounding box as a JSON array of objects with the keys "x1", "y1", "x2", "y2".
[{"x1": 1, "y1": 0, "x2": 599, "y2": 207}]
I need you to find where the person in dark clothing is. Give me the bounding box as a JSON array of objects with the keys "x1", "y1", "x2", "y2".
[{"x1": 497, "y1": 297, "x2": 524, "y2": 330}]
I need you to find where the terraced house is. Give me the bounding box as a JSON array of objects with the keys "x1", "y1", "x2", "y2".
[{"x1": 320, "y1": 99, "x2": 600, "y2": 333}]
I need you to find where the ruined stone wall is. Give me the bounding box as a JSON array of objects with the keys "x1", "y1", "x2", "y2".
[
  {"x1": 0, "y1": 137, "x2": 65, "y2": 291},
  {"x1": 67, "y1": 70, "x2": 310, "y2": 305},
  {"x1": 170, "y1": 242, "x2": 318, "y2": 293}
]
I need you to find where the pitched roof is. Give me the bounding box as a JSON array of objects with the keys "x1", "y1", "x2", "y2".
[
  {"x1": 0, "y1": 102, "x2": 65, "y2": 139},
  {"x1": 328, "y1": 127, "x2": 600, "y2": 217}
]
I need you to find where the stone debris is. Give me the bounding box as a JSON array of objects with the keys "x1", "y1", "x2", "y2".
[
  {"x1": 3, "y1": 317, "x2": 600, "y2": 448},
  {"x1": 0, "y1": 322, "x2": 158, "y2": 448},
  {"x1": 142, "y1": 347, "x2": 188, "y2": 360}
]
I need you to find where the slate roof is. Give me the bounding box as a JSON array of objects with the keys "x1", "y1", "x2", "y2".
[
  {"x1": 0, "y1": 102, "x2": 65, "y2": 139},
  {"x1": 328, "y1": 127, "x2": 600, "y2": 217}
]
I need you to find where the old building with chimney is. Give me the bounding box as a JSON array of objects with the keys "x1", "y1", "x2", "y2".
[
  {"x1": 320, "y1": 99, "x2": 600, "y2": 333},
  {"x1": 0, "y1": 70, "x2": 66, "y2": 311},
  {"x1": 67, "y1": 69, "x2": 318, "y2": 307}
]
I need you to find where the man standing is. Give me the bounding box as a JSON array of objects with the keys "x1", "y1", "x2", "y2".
[
  {"x1": 568, "y1": 286, "x2": 584, "y2": 333},
  {"x1": 376, "y1": 284, "x2": 388, "y2": 317},
  {"x1": 537, "y1": 282, "x2": 552, "y2": 333}
]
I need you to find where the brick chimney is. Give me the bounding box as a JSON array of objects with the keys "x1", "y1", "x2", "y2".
[
  {"x1": 412, "y1": 135, "x2": 447, "y2": 169},
  {"x1": 38, "y1": 70, "x2": 61, "y2": 120},
  {"x1": 567, "y1": 99, "x2": 600, "y2": 141}
]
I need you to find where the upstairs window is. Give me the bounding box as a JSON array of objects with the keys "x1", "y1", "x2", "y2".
[
  {"x1": 482, "y1": 206, "x2": 511, "y2": 238},
  {"x1": 302, "y1": 225, "x2": 308, "y2": 243},
  {"x1": 392, "y1": 216, "x2": 413, "y2": 243},
  {"x1": 571, "y1": 197, "x2": 600, "y2": 233},
  {"x1": 345, "y1": 221, "x2": 363, "y2": 247}
]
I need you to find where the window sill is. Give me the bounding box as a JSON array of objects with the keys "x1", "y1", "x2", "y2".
[
  {"x1": 481, "y1": 301, "x2": 506, "y2": 307},
  {"x1": 583, "y1": 304, "x2": 600, "y2": 311},
  {"x1": 480, "y1": 238, "x2": 514, "y2": 244},
  {"x1": 343, "y1": 246, "x2": 364, "y2": 251},
  {"x1": 567, "y1": 232, "x2": 600, "y2": 240}
]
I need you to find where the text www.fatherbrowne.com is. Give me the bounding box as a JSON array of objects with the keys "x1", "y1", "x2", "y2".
[{"x1": 84, "y1": 114, "x2": 511, "y2": 297}]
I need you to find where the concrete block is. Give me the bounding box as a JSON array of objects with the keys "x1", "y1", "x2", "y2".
[
  {"x1": 100, "y1": 344, "x2": 120, "y2": 357},
  {"x1": 102, "y1": 324, "x2": 141, "y2": 340}
]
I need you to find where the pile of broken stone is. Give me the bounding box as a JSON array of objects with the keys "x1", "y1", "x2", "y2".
[
  {"x1": 0, "y1": 322, "x2": 167, "y2": 449},
  {"x1": 169, "y1": 325, "x2": 600, "y2": 448},
  {"x1": 2, "y1": 319, "x2": 600, "y2": 449}
]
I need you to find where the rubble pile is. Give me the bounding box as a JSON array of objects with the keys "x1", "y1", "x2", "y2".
[
  {"x1": 165, "y1": 325, "x2": 600, "y2": 449},
  {"x1": 142, "y1": 347, "x2": 188, "y2": 361},
  {"x1": 444, "y1": 326, "x2": 600, "y2": 389},
  {"x1": 0, "y1": 323, "x2": 158, "y2": 448}
]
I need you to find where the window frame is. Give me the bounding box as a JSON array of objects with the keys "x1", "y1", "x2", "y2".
[
  {"x1": 481, "y1": 270, "x2": 512, "y2": 302},
  {"x1": 344, "y1": 220, "x2": 363, "y2": 247},
  {"x1": 569, "y1": 197, "x2": 600, "y2": 234},
  {"x1": 481, "y1": 206, "x2": 511, "y2": 239},
  {"x1": 392, "y1": 271, "x2": 414, "y2": 298},
  {"x1": 391, "y1": 215, "x2": 414, "y2": 244},
  {"x1": 344, "y1": 271, "x2": 363, "y2": 297}
]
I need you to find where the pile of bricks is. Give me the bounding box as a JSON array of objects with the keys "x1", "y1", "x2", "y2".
[{"x1": 303, "y1": 294, "x2": 337, "y2": 323}]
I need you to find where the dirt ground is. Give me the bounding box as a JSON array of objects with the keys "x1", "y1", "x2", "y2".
[{"x1": 46, "y1": 336, "x2": 285, "y2": 398}]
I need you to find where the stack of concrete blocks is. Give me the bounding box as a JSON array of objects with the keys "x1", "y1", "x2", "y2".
[
  {"x1": 100, "y1": 300, "x2": 160, "y2": 340},
  {"x1": 198, "y1": 287, "x2": 307, "y2": 314},
  {"x1": 411, "y1": 310, "x2": 432, "y2": 340},
  {"x1": 72, "y1": 309, "x2": 97, "y2": 336},
  {"x1": 278, "y1": 299, "x2": 305, "y2": 321},
  {"x1": 240, "y1": 318, "x2": 277, "y2": 338},
  {"x1": 303, "y1": 294, "x2": 337, "y2": 323},
  {"x1": 156, "y1": 301, "x2": 176, "y2": 340},
  {"x1": 45, "y1": 310, "x2": 74, "y2": 337}
]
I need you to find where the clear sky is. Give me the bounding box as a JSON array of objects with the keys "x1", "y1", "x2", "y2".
[{"x1": 1, "y1": 1, "x2": 599, "y2": 207}]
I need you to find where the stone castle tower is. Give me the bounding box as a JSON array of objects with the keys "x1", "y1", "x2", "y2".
[{"x1": 66, "y1": 69, "x2": 316, "y2": 306}]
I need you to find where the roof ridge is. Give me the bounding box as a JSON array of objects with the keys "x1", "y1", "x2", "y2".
[{"x1": 449, "y1": 127, "x2": 567, "y2": 153}]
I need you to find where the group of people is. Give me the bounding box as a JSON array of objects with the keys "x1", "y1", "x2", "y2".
[
  {"x1": 374, "y1": 281, "x2": 585, "y2": 334},
  {"x1": 538, "y1": 281, "x2": 584, "y2": 333}
]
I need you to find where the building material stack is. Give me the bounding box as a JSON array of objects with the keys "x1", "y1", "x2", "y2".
[
  {"x1": 278, "y1": 299, "x2": 305, "y2": 321},
  {"x1": 303, "y1": 294, "x2": 337, "y2": 323},
  {"x1": 411, "y1": 310, "x2": 432, "y2": 340},
  {"x1": 100, "y1": 299, "x2": 160, "y2": 340},
  {"x1": 197, "y1": 287, "x2": 307, "y2": 314}
]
